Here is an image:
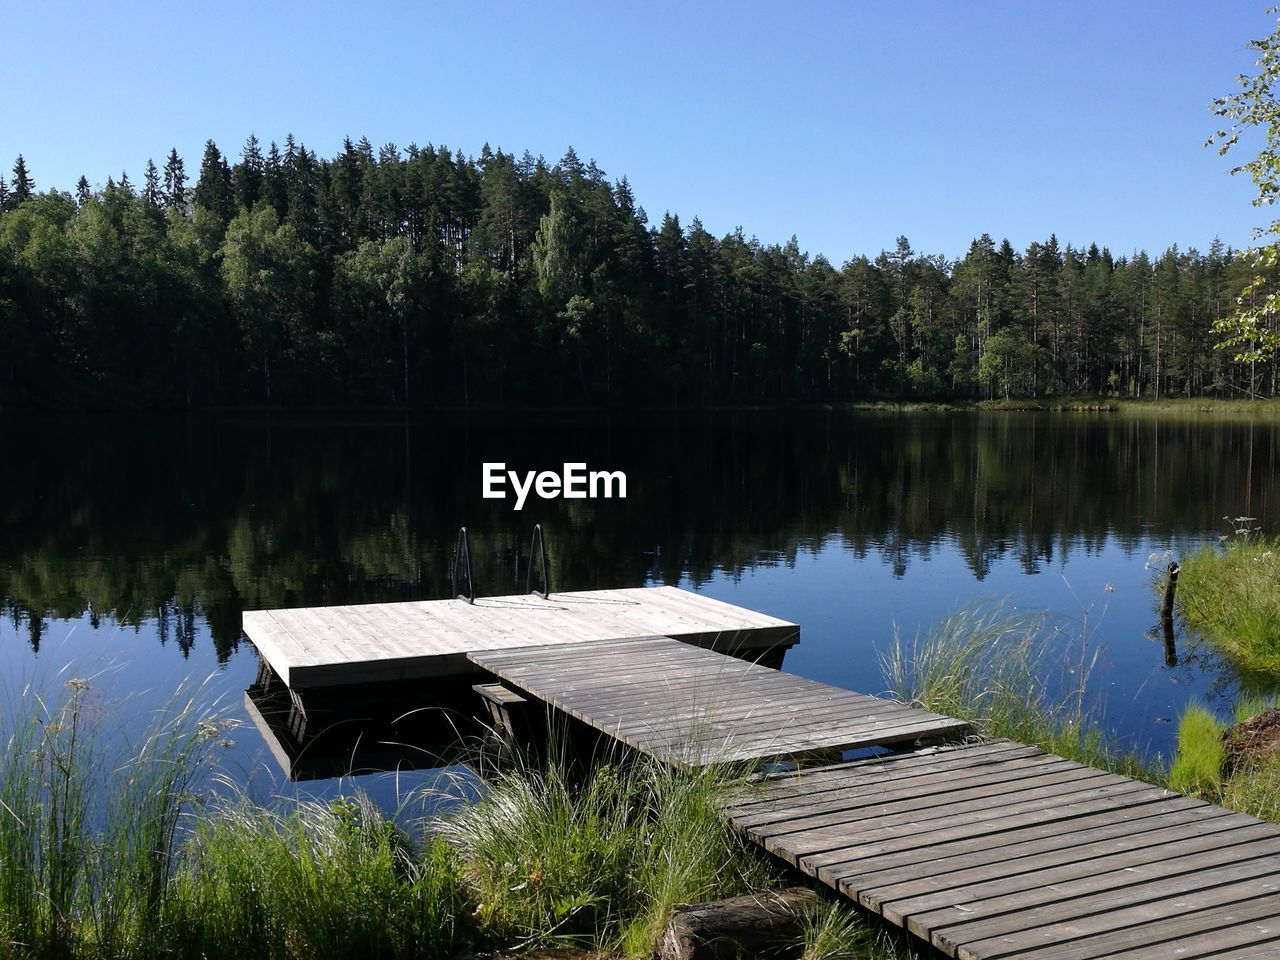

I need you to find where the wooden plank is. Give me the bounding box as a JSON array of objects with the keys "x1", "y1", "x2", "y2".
[
  {"x1": 969, "y1": 898, "x2": 1280, "y2": 960},
  {"x1": 844, "y1": 804, "x2": 1246, "y2": 909},
  {"x1": 954, "y1": 888, "x2": 1280, "y2": 960},
  {"x1": 727, "y1": 742, "x2": 1037, "y2": 811},
  {"x1": 1097, "y1": 918, "x2": 1280, "y2": 960},
  {"x1": 529, "y1": 675, "x2": 947, "y2": 737},
  {"x1": 751, "y1": 766, "x2": 1115, "y2": 847},
  {"x1": 943, "y1": 869, "x2": 1280, "y2": 959},
  {"x1": 732, "y1": 752, "x2": 1072, "y2": 829},
  {"x1": 604, "y1": 695, "x2": 952, "y2": 747},
  {"x1": 797, "y1": 780, "x2": 1170, "y2": 875},
  {"x1": 629, "y1": 713, "x2": 960, "y2": 764},
  {"x1": 909, "y1": 831, "x2": 1280, "y2": 945},
  {"x1": 875, "y1": 813, "x2": 1260, "y2": 927},
  {"x1": 826, "y1": 795, "x2": 1208, "y2": 889}
]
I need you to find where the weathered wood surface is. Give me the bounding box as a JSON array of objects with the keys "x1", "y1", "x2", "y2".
[
  {"x1": 242, "y1": 586, "x2": 798, "y2": 687},
  {"x1": 467, "y1": 636, "x2": 969, "y2": 766},
  {"x1": 725, "y1": 739, "x2": 1280, "y2": 960},
  {"x1": 657, "y1": 887, "x2": 822, "y2": 960}
]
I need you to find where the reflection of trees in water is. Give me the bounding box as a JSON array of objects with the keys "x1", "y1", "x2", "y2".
[{"x1": 1, "y1": 412, "x2": 1277, "y2": 661}]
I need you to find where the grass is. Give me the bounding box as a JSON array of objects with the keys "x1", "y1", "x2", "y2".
[
  {"x1": 3, "y1": 680, "x2": 914, "y2": 960},
  {"x1": 1165, "y1": 697, "x2": 1280, "y2": 828},
  {"x1": 1160, "y1": 692, "x2": 1280, "y2": 828},
  {"x1": 1167, "y1": 705, "x2": 1226, "y2": 797},
  {"x1": 169, "y1": 792, "x2": 466, "y2": 960},
  {"x1": 974, "y1": 397, "x2": 1280, "y2": 417},
  {"x1": 1177, "y1": 536, "x2": 1280, "y2": 675},
  {"x1": 1224, "y1": 753, "x2": 1280, "y2": 822},
  {"x1": 434, "y1": 745, "x2": 780, "y2": 955},
  {"x1": 800, "y1": 900, "x2": 916, "y2": 960},
  {"x1": 879, "y1": 602, "x2": 1158, "y2": 782},
  {"x1": 0, "y1": 677, "x2": 228, "y2": 960}
]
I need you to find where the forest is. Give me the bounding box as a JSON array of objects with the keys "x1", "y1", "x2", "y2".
[{"x1": 0, "y1": 137, "x2": 1274, "y2": 409}]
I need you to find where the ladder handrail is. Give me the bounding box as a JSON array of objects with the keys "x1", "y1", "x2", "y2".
[
  {"x1": 527, "y1": 523, "x2": 551, "y2": 599},
  {"x1": 452, "y1": 526, "x2": 476, "y2": 603}
]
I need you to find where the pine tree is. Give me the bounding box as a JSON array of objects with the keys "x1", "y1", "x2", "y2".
[
  {"x1": 0, "y1": 176, "x2": 8, "y2": 211},
  {"x1": 144, "y1": 159, "x2": 162, "y2": 206},
  {"x1": 194, "y1": 140, "x2": 235, "y2": 223},
  {"x1": 75, "y1": 175, "x2": 91, "y2": 206},
  {"x1": 263, "y1": 140, "x2": 287, "y2": 215},
  {"x1": 163, "y1": 148, "x2": 187, "y2": 210},
  {"x1": 233, "y1": 133, "x2": 264, "y2": 209},
  {"x1": 11, "y1": 155, "x2": 34, "y2": 204}
]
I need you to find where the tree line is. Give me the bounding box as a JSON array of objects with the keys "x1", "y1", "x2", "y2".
[{"x1": 0, "y1": 137, "x2": 1273, "y2": 409}]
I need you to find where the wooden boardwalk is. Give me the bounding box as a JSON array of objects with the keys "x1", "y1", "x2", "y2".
[
  {"x1": 726, "y1": 740, "x2": 1280, "y2": 959},
  {"x1": 467, "y1": 636, "x2": 969, "y2": 766},
  {"x1": 242, "y1": 586, "x2": 797, "y2": 687},
  {"x1": 476, "y1": 637, "x2": 1280, "y2": 959}
]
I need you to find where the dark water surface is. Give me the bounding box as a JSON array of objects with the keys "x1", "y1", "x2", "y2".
[{"x1": 2, "y1": 410, "x2": 1278, "y2": 802}]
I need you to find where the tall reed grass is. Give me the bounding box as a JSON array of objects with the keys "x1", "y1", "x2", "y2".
[
  {"x1": 0, "y1": 677, "x2": 226, "y2": 960},
  {"x1": 434, "y1": 741, "x2": 779, "y2": 956},
  {"x1": 169, "y1": 790, "x2": 466, "y2": 960},
  {"x1": 0, "y1": 680, "x2": 804, "y2": 960},
  {"x1": 879, "y1": 602, "x2": 1158, "y2": 782},
  {"x1": 0, "y1": 675, "x2": 473, "y2": 960},
  {"x1": 1178, "y1": 536, "x2": 1280, "y2": 675}
]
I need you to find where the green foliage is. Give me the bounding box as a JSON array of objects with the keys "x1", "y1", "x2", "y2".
[
  {"x1": 436, "y1": 754, "x2": 777, "y2": 955},
  {"x1": 0, "y1": 680, "x2": 228, "y2": 959},
  {"x1": 220, "y1": 205, "x2": 317, "y2": 401},
  {"x1": 0, "y1": 136, "x2": 1270, "y2": 410},
  {"x1": 881, "y1": 603, "x2": 1157, "y2": 781},
  {"x1": 1168, "y1": 705, "x2": 1226, "y2": 798},
  {"x1": 800, "y1": 901, "x2": 912, "y2": 960},
  {"x1": 170, "y1": 794, "x2": 466, "y2": 960},
  {"x1": 1208, "y1": 12, "x2": 1280, "y2": 372},
  {"x1": 1177, "y1": 536, "x2": 1280, "y2": 674},
  {"x1": 1224, "y1": 752, "x2": 1280, "y2": 822}
]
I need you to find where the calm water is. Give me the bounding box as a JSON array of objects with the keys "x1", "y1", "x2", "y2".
[{"x1": 2, "y1": 410, "x2": 1277, "y2": 802}]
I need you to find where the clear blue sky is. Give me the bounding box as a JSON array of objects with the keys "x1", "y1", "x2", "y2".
[{"x1": 2, "y1": 1, "x2": 1273, "y2": 263}]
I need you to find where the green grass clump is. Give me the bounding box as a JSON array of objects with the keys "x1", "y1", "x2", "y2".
[
  {"x1": 1177, "y1": 538, "x2": 1280, "y2": 674},
  {"x1": 1224, "y1": 753, "x2": 1280, "y2": 822},
  {"x1": 170, "y1": 792, "x2": 467, "y2": 960},
  {"x1": 436, "y1": 751, "x2": 778, "y2": 955},
  {"x1": 0, "y1": 678, "x2": 222, "y2": 960},
  {"x1": 0, "y1": 680, "x2": 469, "y2": 960},
  {"x1": 879, "y1": 603, "x2": 1158, "y2": 782},
  {"x1": 800, "y1": 900, "x2": 913, "y2": 960},
  {"x1": 1168, "y1": 705, "x2": 1226, "y2": 799}
]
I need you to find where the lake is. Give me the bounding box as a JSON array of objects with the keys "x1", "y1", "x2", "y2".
[{"x1": 2, "y1": 409, "x2": 1277, "y2": 804}]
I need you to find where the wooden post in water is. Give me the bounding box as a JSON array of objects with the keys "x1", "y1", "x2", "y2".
[{"x1": 1161, "y1": 560, "x2": 1180, "y2": 667}]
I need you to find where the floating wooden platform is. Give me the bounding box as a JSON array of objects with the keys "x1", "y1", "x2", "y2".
[
  {"x1": 468, "y1": 636, "x2": 969, "y2": 766},
  {"x1": 725, "y1": 740, "x2": 1280, "y2": 959},
  {"x1": 242, "y1": 586, "x2": 797, "y2": 688}
]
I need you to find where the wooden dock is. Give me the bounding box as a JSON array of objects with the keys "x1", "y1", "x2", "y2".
[
  {"x1": 472, "y1": 637, "x2": 1280, "y2": 959},
  {"x1": 240, "y1": 592, "x2": 1280, "y2": 957},
  {"x1": 468, "y1": 636, "x2": 968, "y2": 766},
  {"x1": 724, "y1": 740, "x2": 1280, "y2": 959},
  {"x1": 242, "y1": 586, "x2": 798, "y2": 688}
]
